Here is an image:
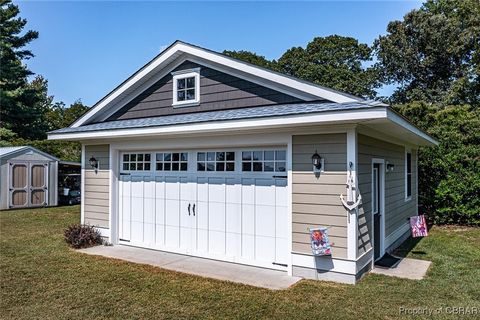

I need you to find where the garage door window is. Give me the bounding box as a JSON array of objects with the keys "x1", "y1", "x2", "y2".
[
  {"x1": 197, "y1": 151, "x2": 235, "y2": 171},
  {"x1": 156, "y1": 153, "x2": 188, "y2": 171},
  {"x1": 122, "y1": 153, "x2": 151, "y2": 171},
  {"x1": 242, "y1": 150, "x2": 286, "y2": 172}
]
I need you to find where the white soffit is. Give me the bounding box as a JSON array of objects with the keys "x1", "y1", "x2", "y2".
[{"x1": 71, "y1": 41, "x2": 361, "y2": 128}]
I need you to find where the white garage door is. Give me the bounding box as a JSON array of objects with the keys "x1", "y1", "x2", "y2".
[{"x1": 118, "y1": 149, "x2": 289, "y2": 270}]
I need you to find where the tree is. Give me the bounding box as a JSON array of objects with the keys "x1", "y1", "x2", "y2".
[
  {"x1": 224, "y1": 36, "x2": 380, "y2": 99},
  {"x1": 223, "y1": 50, "x2": 277, "y2": 70},
  {"x1": 0, "y1": 0, "x2": 47, "y2": 139},
  {"x1": 395, "y1": 102, "x2": 480, "y2": 225},
  {"x1": 277, "y1": 36, "x2": 380, "y2": 99},
  {"x1": 374, "y1": 0, "x2": 480, "y2": 105}
]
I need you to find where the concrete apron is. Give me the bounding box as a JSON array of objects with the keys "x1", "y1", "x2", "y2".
[
  {"x1": 78, "y1": 245, "x2": 302, "y2": 290},
  {"x1": 371, "y1": 257, "x2": 432, "y2": 280}
]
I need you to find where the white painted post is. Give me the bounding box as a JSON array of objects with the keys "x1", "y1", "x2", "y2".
[{"x1": 346, "y1": 128, "x2": 358, "y2": 261}]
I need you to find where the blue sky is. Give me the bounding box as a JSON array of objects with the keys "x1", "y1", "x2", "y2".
[{"x1": 17, "y1": 1, "x2": 422, "y2": 106}]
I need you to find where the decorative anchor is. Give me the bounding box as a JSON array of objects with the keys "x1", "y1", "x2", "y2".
[{"x1": 340, "y1": 161, "x2": 362, "y2": 212}]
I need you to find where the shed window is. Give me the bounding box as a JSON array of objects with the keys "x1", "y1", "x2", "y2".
[
  {"x1": 405, "y1": 151, "x2": 412, "y2": 200},
  {"x1": 172, "y1": 69, "x2": 200, "y2": 107}
]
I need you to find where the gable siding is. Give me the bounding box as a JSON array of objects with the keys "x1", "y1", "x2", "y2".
[
  {"x1": 292, "y1": 134, "x2": 348, "y2": 259},
  {"x1": 108, "y1": 61, "x2": 303, "y2": 121},
  {"x1": 357, "y1": 135, "x2": 417, "y2": 256},
  {"x1": 83, "y1": 145, "x2": 110, "y2": 228}
]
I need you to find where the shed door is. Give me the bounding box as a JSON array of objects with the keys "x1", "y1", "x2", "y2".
[
  {"x1": 9, "y1": 162, "x2": 48, "y2": 208},
  {"x1": 10, "y1": 163, "x2": 28, "y2": 208}
]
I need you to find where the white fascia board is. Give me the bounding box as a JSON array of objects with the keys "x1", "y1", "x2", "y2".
[
  {"x1": 49, "y1": 108, "x2": 387, "y2": 141},
  {"x1": 71, "y1": 42, "x2": 360, "y2": 128},
  {"x1": 386, "y1": 109, "x2": 438, "y2": 146}
]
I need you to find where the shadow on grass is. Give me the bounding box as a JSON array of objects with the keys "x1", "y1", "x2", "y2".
[{"x1": 392, "y1": 236, "x2": 425, "y2": 258}]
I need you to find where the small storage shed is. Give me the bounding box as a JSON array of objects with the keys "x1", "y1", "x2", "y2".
[{"x1": 0, "y1": 146, "x2": 59, "y2": 210}]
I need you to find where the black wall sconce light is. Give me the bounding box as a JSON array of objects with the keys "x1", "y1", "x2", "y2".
[
  {"x1": 311, "y1": 151, "x2": 324, "y2": 172},
  {"x1": 386, "y1": 161, "x2": 395, "y2": 172},
  {"x1": 89, "y1": 156, "x2": 99, "y2": 170}
]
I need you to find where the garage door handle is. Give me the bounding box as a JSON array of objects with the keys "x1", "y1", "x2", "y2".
[
  {"x1": 193, "y1": 204, "x2": 195, "y2": 216},
  {"x1": 188, "y1": 203, "x2": 191, "y2": 216}
]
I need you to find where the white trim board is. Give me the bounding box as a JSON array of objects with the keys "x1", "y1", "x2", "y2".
[{"x1": 71, "y1": 41, "x2": 360, "y2": 128}]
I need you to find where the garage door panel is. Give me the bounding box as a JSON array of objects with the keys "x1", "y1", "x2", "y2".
[
  {"x1": 165, "y1": 199, "x2": 180, "y2": 226},
  {"x1": 118, "y1": 148, "x2": 289, "y2": 270},
  {"x1": 255, "y1": 179, "x2": 276, "y2": 206},
  {"x1": 165, "y1": 226, "x2": 180, "y2": 247},
  {"x1": 208, "y1": 202, "x2": 225, "y2": 231},
  {"x1": 225, "y1": 203, "x2": 241, "y2": 233},
  {"x1": 165, "y1": 177, "x2": 180, "y2": 199},
  {"x1": 255, "y1": 236, "x2": 276, "y2": 262},
  {"x1": 225, "y1": 178, "x2": 241, "y2": 204},
  {"x1": 209, "y1": 230, "x2": 226, "y2": 254},
  {"x1": 226, "y1": 233, "x2": 241, "y2": 258},
  {"x1": 242, "y1": 234, "x2": 255, "y2": 260},
  {"x1": 208, "y1": 178, "x2": 226, "y2": 203},
  {"x1": 155, "y1": 177, "x2": 166, "y2": 199},
  {"x1": 255, "y1": 205, "x2": 276, "y2": 237},
  {"x1": 276, "y1": 205, "x2": 288, "y2": 236},
  {"x1": 241, "y1": 204, "x2": 255, "y2": 235},
  {"x1": 241, "y1": 179, "x2": 255, "y2": 204}
]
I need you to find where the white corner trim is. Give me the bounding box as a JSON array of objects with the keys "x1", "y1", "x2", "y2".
[
  {"x1": 346, "y1": 128, "x2": 358, "y2": 260},
  {"x1": 286, "y1": 134, "x2": 293, "y2": 276},
  {"x1": 405, "y1": 147, "x2": 412, "y2": 202},
  {"x1": 49, "y1": 108, "x2": 387, "y2": 141},
  {"x1": 80, "y1": 144, "x2": 85, "y2": 224},
  {"x1": 94, "y1": 227, "x2": 111, "y2": 238},
  {"x1": 70, "y1": 41, "x2": 360, "y2": 128}
]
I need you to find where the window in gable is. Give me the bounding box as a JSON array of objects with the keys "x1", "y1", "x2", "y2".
[{"x1": 172, "y1": 68, "x2": 200, "y2": 107}]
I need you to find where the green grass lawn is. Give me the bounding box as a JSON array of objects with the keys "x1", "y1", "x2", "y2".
[{"x1": 1, "y1": 206, "x2": 479, "y2": 319}]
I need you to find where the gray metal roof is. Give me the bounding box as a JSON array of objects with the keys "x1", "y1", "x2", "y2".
[
  {"x1": 0, "y1": 146, "x2": 59, "y2": 161},
  {"x1": 0, "y1": 146, "x2": 28, "y2": 157},
  {"x1": 50, "y1": 101, "x2": 380, "y2": 135}
]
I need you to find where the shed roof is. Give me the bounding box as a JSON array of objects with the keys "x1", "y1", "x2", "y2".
[{"x1": 0, "y1": 146, "x2": 59, "y2": 161}]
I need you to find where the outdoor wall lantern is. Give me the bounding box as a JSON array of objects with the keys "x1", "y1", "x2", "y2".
[
  {"x1": 89, "y1": 156, "x2": 99, "y2": 170},
  {"x1": 311, "y1": 151, "x2": 324, "y2": 172},
  {"x1": 386, "y1": 161, "x2": 395, "y2": 172}
]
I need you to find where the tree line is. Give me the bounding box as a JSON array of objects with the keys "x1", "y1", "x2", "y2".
[{"x1": 1, "y1": 0, "x2": 478, "y2": 224}]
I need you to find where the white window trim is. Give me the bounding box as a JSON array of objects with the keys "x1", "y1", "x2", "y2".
[
  {"x1": 172, "y1": 68, "x2": 200, "y2": 108},
  {"x1": 405, "y1": 148, "x2": 412, "y2": 201}
]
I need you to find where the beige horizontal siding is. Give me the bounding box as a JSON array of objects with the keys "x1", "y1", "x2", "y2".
[
  {"x1": 357, "y1": 134, "x2": 417, "y2": 255},
  {"x1": 292, "y1": 133, "x2": 348, "y2": 259},
  {"x1": 83, "y1": 144, "x2": 110, "y2": 229},
  {"x1": 84, "y1": 145, "x2": 110, "y2": 170}
]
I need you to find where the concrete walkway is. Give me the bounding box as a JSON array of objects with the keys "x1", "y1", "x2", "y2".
[
  {"x1": 371, "y1": 257, "x2": 431, "y2": 280},
  {"x1": 78, "y1": 245, "x2": 301, "y2": 290}
]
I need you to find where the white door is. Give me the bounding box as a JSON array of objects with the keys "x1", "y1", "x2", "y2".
[{"x1": 118, "y1": 149, "x2": 289, "y2": 270}]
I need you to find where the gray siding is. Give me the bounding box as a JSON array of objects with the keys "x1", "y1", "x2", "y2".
[
  {"x1": 83, "y1": 145, "x2": 110, "y2": 228},
  {"x1": 108, "y1": 61, "x2": 303, "y2": 121},
  {"x1": 357, "y1": 135, "x2": 417, "y2": 255},
  {"x1": 292, "y1": 134, "x2": 348, "y2": 259}
]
